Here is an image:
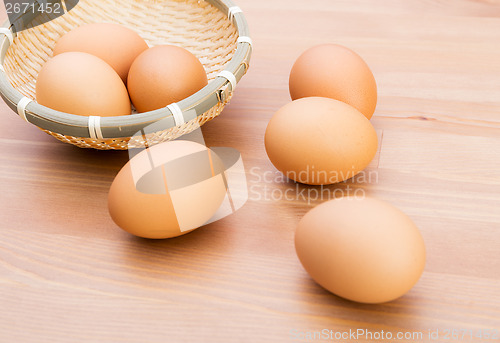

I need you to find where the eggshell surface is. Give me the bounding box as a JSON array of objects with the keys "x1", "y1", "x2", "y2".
[
  {"x1": 264, "y1": 97, "x2": 378, "y2": 185},
  {"x1": 289, "y1": 44, "x2": 378, "y2": 119},
  {"x1": 127, "y1": 45, "x2": 208, "y2": 112},
  {"x1": 108, "y1": 140, "x2": 227, "y2": 239},
  {"x1": 36, "y1": 52, "x2": 131, "y2": 116},
  {"x1": 295, "y1": 196, "x2": 426, "y2": 304},
  {"x1": 53, "y1": 23, "x2": 148, "y2": 83}
]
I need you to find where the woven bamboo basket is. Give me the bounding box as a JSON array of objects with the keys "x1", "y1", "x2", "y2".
[{"x1": 0, "y1": 0, "x2": 251, "y2": 149}]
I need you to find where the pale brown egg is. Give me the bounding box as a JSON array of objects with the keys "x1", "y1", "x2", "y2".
[
  {"x1": 36, "y1": 52, "x2": 131, "y2": 116},
  {"x1": 127, "y1": 45, "x2": 208, "y2": 113},
  {"x1": 53, "y1": 23, "x2": 148, "y2": 84},
  {"x1": 295, "y1": 196, "x2": 426, "y2": 304},
  {"x1": 108, "y1": 140, "x2": 227, "y2": 239},
  {"x1": 264, "y1": 97, "x2": 378, "y2": 185},
  {"x1": 289, "y1": 44, "x2": 378, "y2": 119}
]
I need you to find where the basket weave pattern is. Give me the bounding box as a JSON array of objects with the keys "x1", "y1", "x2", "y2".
[{"x1": 3, "y1": 0, "x2": 239, "y2": 149}]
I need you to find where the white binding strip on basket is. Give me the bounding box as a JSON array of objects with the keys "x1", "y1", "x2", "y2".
[
  {"x1": 60, "y1": 0, "x2": 68, "y2": 12},
  {"x1": 17, "y1": 97, "x2": 32, "y2": 122},
  {"x1": 0, "y1": 28, "x2": 13, "y2": 45},
  {"x1": 228, "y1": 6, "x2": 243, "y2": 22},
  {"x1": 0, "y1": 64, "x2": 4, "y2": 72},
  {"x1": 167, "y1": 103, "x2": 185, "y2": 126},
  {"x1": 217, "y1": 70, "x2": 237, "y2": 92},
  {"x1": 237, "y1": 36, "x2": 252, "y2": 46},
  {"x1": 88, "y1": 116, "x2": 104, "y2": 140}
]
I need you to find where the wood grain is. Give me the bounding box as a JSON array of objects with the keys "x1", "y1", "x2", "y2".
[{"x1": 1, "y1": 1, "x2": 500, "y2": 342}]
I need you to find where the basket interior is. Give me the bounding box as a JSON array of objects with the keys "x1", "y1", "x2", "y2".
[{"x1": 3, "y1": 0, "x2": 238, "y2": 104}]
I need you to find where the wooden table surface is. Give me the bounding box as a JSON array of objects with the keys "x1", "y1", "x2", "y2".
[{"x1": 1, "y1": 1, "x2": 500, "y2": 342}]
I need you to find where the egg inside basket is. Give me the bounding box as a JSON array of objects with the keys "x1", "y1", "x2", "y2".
[{"x1": 0, "y1": 0, "x2": 251, "y2": 149}]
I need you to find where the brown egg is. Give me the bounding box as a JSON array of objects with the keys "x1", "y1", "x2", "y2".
[
  {"x1": 36, "y1": 52, "x2": 131, "y2": 116},
  {"x1": 264, "y1": 97, "x2": 378, "y2": 185},
  {"x1": 295, "y1": 196, "x2": 426, "y2": 304},
  {"x1": 108, "y1": 140, "x2": 227, "y2": 239},
  {"x1": 127, "y1": 45, "x2": 208, "y2": 113},
  {"x1": 53, "y1": 23, "x2": 148, "y2": 83},
  {"x1": 289, "y1": 44, "x2": 377, "y2": 119}
]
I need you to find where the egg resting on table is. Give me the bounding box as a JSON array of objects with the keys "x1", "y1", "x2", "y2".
[
  {"x1": 108, "y1": 140, "x2": 227, "y2": 239},
  {"x1": 264, "y1": 97, "x2": 378, "y2": 185},
  {"x1": 289, "y1": 44, "x2": 377, "y2": 119},
  {"x1": 295, "y1": 196, "x2": 426, "y2": 304}
]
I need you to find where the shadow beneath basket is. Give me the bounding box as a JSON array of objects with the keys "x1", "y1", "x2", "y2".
[{"x1": 58, "y1": 143, "x2": 132, "y2": 170}]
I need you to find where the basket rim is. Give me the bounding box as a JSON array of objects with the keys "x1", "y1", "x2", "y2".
[{"x1": 0, "y1": 0, "x2": 252, "y2": 139}]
